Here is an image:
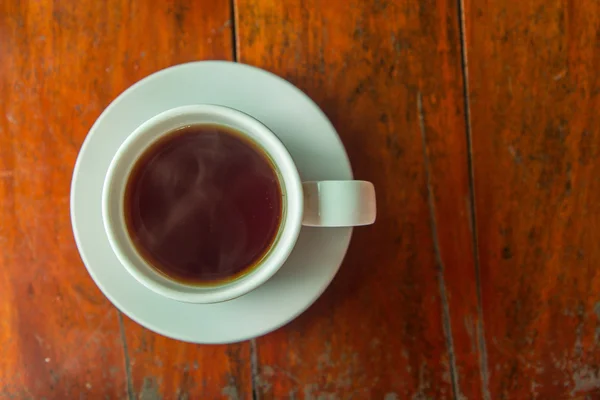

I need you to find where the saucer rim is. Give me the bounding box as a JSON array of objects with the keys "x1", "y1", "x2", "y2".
[{"x1": 70, "y1": 61, "x2": 353, "y2": 343}]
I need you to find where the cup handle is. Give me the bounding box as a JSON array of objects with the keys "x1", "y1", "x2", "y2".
[{"x1": 302, "y1": 181, "x2": 376, "y2": 227}]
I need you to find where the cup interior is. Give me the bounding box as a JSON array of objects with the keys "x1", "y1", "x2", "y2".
[{"x1": 102, "y1": 105, "x2": 302, "y2": 303}]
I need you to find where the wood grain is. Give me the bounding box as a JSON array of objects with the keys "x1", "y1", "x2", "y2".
[
  {"x1": 236, "y1": 0, "x2": 482, "y2": 398},
  {"x1": 109, "y1": 1, "x2": 254, "y2": 397},
  {"x1": 0, "y1": 0, "x2": 250, "y2": 398},
  {"x1": 122, "y1": 319, "x2": 251, "y2": 399},
  {"x1": 465, "y1": 0, "x2": 600, "y2": 397},
  {"x1": 0, "y1": 1, "x2": 128, "y2": 398},
  {"x1": 9, "y1": 0, "x2": 598, "y2": 397}
]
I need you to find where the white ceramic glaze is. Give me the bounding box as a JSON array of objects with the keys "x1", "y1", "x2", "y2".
[
  {"x1": 302, "y1": 181, "x2": 376, "y2": 227},
  {"x1": 102, "y1": 105, "x2": 303, "y2": 303},
  {"x1": 71, "y1": 61, "x2": 357, "y2": 343}
]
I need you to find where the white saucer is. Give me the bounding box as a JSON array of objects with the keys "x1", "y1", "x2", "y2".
[{"x1": 71, "y1": 61, "x2": 353, "y2": 343}]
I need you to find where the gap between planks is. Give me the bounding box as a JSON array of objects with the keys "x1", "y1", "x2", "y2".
[
  {"x1": 118, "y1": 312, "x2": 135, "y2": 400},
  {"x1": 456, "y1": 0, "x2": 491, "y2": 398},
  {"x1": 417, "y1": 92, "x2": 462, "y2": 400}
]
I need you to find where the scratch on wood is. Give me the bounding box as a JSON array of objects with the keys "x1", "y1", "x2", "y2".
[
  {"x1": 553, "y1": 69, "x2": 568, "y2": 81},
  {"x1": 476, "y1": 319, "x2": 490, "y2": 399},
  {"x1": 417, "y1": 91, "x2": 462, "y2": 400},
  {"x1": 118, "y1": 312, "x2": 135, "y2": 400},
  {"x1": 5, "y1": 113, "x2": 17, "y2": 124},
  {"x1": 251, "y1": 338, "x2": 259, "y2": 400},
  {"x1": 270, "y1": 365, "x2": 301, "y2": 384},
  {"x1": 507, "y1": 145, "x2": 523, "y2": 164},
  {"x1": 71, "y1": 283, "x2": 103, "y2": 306}
]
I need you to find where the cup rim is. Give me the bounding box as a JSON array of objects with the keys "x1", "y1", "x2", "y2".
[{"x1": 101, "y1": 104, "x2": 303, "y2": 303}]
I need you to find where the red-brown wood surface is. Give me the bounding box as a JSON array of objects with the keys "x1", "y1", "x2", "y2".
[
  {"x1": 0, "y1": 1, "x2": 252, "y2": 398},
  {"x1": 3, "y1": 0, "x2": 600, "y2": 398},
  {"x1": 235, "y1": 0, "x2": 482, "y2": 398},
  {"x1": 465, "y1": 0, "x2": 600, "y2": 398}
]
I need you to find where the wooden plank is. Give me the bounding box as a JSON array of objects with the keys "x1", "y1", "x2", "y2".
[
  {"x1": 0, "y1": 0, "x2": 250, "y2": 398},
  {"x1": 236, "y1": 0, "x2": 482, "y2": 398},
  {"x1": 464, "y1": 0, "x2": 600, "y2": 397},
  {"x1": 114, "y1": 1, "x2": 254, "y2": 397},
  {"x1": 0, "y1": 1, "x2": 128, "y2": 398}
]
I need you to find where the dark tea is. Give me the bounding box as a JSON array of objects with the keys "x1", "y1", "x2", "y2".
[{"x1": 124, "y1": 124, "x2": 282, "y2": 285}]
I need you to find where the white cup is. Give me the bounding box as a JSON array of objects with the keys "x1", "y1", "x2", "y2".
[{"x1": 102, "y1": 105, "x2": 376, "y2": 303}]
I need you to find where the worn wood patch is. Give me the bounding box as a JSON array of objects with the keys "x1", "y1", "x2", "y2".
[{"x1": 122, "y1": 315, "x2": 251, "y2": 399}]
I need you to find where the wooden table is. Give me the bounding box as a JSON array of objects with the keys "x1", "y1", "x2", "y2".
[{"x1": 1, "y1": 0, "x2": 599, "y2": 398}]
